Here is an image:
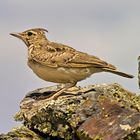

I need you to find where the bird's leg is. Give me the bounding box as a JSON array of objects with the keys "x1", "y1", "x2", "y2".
[{"x1": 47, "y1": 82, "x2": 76, "y2": 100}]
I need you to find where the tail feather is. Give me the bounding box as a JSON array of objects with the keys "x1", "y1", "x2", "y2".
[{"x1": 103, "y1": 68, "x2": 134, "y2": 78}]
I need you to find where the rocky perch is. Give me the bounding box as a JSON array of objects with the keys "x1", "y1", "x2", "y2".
[{"x1": 0, "y1": 83, "x2": 140, "y2": 140}]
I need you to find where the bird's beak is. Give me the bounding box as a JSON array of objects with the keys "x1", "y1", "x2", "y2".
[{"x1": 10, "y1": 32, "x2": 22, "y2": 39}]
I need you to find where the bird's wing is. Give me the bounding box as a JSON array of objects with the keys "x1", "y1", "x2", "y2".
[
  {"x1": 68, "y1": 51, "x2": 116, "y2": 69},
  {"x1": 30, "y1": 42, "x2": 116, "y2": 70}
]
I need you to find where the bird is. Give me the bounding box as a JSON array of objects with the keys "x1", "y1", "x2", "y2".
[{"x1": 10, "y1": 28, "x2": 134, "y2": 100}]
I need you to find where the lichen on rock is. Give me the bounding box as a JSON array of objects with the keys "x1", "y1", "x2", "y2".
[
  {"x1": 12, "y1": 83, "x2": 140, "y2": 140},
  {"x1": 0, "y1": 83, "x2": 140, "y2": 139},
  {"x1": 0, "y1": 126, "x2": 45, "y2": 140}
]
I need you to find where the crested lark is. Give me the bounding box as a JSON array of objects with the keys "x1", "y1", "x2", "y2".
[{"x1": 10, "y1": 28, "x2": 134, "y2": 100}]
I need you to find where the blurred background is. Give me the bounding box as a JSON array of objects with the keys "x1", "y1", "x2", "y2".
[{"x1": 0, "y1": 0, "x2": 140, "y2": 133}]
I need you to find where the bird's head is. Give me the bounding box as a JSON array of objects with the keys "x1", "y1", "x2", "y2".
[{"x1": 10, "y1": 28, "x2": 48, "y2": 46}]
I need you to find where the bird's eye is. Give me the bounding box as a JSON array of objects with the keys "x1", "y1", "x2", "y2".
[{"x1": 27, "y1": 32, "x2": 33, "y2": 36}]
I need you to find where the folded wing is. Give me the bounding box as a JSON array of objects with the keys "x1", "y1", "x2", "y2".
[{"x1": 30, "y1": 42, "x2": 116, "y2": 70}]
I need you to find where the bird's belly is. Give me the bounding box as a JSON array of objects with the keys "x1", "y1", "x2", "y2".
[{"x1": 28, "y1": 61, "x2": 97, "y2": 83}]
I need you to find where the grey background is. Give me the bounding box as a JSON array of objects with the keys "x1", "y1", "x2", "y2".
[{"x1": 0, "y1": 0, "x2": 140, "y2": 133}]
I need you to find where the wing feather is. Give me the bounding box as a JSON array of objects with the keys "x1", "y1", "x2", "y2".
[{"x1": 30, "y1": 42, "x2": 116, "y2": 70}]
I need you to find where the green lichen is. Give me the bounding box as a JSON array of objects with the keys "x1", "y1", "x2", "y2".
[
  {"x1": 93, "y1": 136, "x2": 103, "y2": 140},
  {"x1": 100, "y1": 84, "x2": 140, "y2": 112},
  {"x1": 0, "y1": 126, "x2": 45, "y2": 140},
  {"x1": 122, "y1": 127, "x2": 140, "y2": 140},
  {"x1": 5, "y1": 84, "x2": 139, "y2": 140},
  {"x1": 14, "y1": 110, "x2": 24, "y2": 121}
]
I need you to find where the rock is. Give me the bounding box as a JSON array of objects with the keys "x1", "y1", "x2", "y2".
[
  {"x1": 138, "y1": 56, "x2": 140, "y2": 88},
  {"x1": 0, "y1": 126, "x2": 45, "y2": 140},
  {"x1": 1, "y1": 83, "x2": 140, "y2": 140}
]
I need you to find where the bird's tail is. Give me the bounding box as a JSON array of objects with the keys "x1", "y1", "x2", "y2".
[{"x1": 102, "y1": 68, "x2": 134, "y2": 78}]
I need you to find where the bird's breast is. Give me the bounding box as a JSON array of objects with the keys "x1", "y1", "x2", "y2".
[{"x1": 27, "y1": 60, "x2": 98, "y2": 83}]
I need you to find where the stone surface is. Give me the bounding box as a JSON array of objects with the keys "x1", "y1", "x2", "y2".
[
  {"x1": 138, "y1": 56, "x2": 140, "y2": 88},
  {"x1": 1, "y1": 83, "x2": 140, "y2": 140},
  {"x1": 0, "y1": 126, "x2": 45, "y2": 140},
  {"x1": 14, "y1": 83, "x2": 140, "y2": 140}
]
